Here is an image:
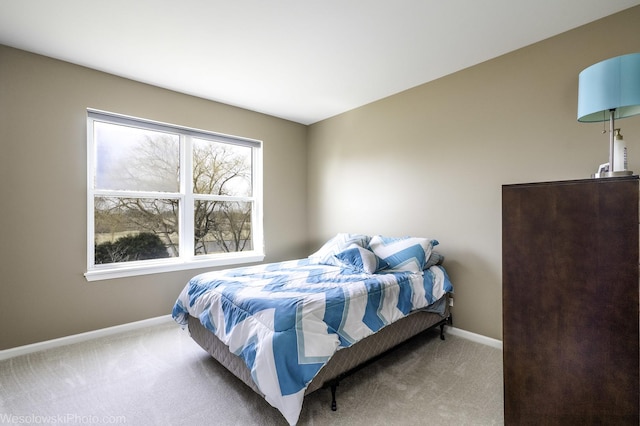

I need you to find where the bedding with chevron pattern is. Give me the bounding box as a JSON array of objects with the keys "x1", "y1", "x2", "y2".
[{"x1": 172, "y1": 250, "x2": 452, "y2": 425}]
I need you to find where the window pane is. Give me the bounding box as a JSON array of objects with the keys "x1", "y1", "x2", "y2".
[
  {"x1": 194, "y1": 200, "x2": 252, "y2": 255},
  {"x1": 94, "y1": 122, "x2": 180, "y2": 192},
  {"x1": 94, "y1": 197, "x2": 179, "y2": 264},
  {"x1": 193, "y1": 138, "x2": 252, "y2": 196}
]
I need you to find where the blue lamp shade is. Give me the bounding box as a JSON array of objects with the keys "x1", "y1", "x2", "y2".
[{"x1": 577, "y1": 52, "x2": 640, "y2": 122}]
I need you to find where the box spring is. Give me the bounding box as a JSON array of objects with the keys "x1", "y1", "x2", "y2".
[{"x1": 187, "y1": 294, "x2": 451, "y2": 397}]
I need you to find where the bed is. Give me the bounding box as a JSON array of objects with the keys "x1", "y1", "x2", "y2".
[{"x1": 172, "y1": 234, "x2": 454, "y2": 425}]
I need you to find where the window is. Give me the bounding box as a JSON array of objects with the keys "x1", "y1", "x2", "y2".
[{"x1": 86, "y1": 109, "x2": 263, "y2": 281}]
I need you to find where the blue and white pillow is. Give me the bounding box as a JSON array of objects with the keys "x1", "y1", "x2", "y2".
[
  {"x1": 368, "y1": 235, "x2": 438, "y2": 273},
  {"x1": 334, "y1": 244, "x2": 386, "y2": 274},
  {"x1": 308, "y1": 233, "x2": 371, "y2": 265}
]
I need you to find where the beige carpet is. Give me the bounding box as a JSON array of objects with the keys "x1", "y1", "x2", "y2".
[{"x1": 0, "y1": 322, "x2": 503, "y2": 425}]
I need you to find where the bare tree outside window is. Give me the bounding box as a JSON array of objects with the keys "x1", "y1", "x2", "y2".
[{"x1": 192, "y1": 138, "x2": 253, "y2": 255}]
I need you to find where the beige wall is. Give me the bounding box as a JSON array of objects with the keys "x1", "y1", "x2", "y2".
[
  {"x1": 307, "y1": 6, "x2": 640, "y2": 340},
  {"x1": 0, "y1": 46, "x2": 308, "y2": 349}
]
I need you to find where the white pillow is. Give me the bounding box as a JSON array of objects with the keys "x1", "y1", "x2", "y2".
[
  {"x1": 308, "y1": 233, "x2": 370, "y2": 265},
  {"x1": 368, "y1": 235, "x2": 438, "y2": 273}
]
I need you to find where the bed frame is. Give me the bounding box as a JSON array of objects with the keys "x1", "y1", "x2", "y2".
[{"x1": 187, "y1": 293, "x2": 452, "y2": 412}]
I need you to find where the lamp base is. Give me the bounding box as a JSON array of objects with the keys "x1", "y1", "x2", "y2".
[{"x1": 591, "y1": 170, "x2": 634, "y2": 178}]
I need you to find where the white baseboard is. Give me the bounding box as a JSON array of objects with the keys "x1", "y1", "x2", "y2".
[
  {"x1": 0, "y1": 315, "x2": 174, "y2": 361},
  {"x1": 446, "y1": 326, "x2": 503, "y2": 350}
]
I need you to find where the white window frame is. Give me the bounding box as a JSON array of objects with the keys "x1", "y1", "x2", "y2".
[{"x1": 85, "y1": 109, "x2": 264, "y2": 281}]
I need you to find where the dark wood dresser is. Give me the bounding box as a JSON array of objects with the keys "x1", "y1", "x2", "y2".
[{"x1": 502, "y1": 176, "x2": 639, "y2": 425}]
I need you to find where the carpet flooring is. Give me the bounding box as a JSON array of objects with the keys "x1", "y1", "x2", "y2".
[{"x1": 0, "y1": 322, "x2": 503, "y2": 425}]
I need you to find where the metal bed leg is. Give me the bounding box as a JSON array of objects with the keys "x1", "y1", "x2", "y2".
[
  {"x1": 330, "y1": 381, "x2": 338, "y2": 411},
  {"x1": 439, "y1": 314, "x2": 453, "y2": 340}
]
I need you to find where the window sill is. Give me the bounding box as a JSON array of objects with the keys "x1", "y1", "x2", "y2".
[{"x1": 84, "y1": 252, "x2": 265, "y2": 282}]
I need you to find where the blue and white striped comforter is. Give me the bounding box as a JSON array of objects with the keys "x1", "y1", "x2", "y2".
[{"x1": 172, "y1": 259, "x2": 453, "y2": 425}]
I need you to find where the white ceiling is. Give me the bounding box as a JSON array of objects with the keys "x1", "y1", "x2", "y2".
[{"x1": 1, "y1": 1, "x2": 639, "y2": 125}]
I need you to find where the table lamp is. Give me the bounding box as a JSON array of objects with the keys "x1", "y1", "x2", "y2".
[{"x1": 578, "y1": 52, "x2": 640, "y2": 178}]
